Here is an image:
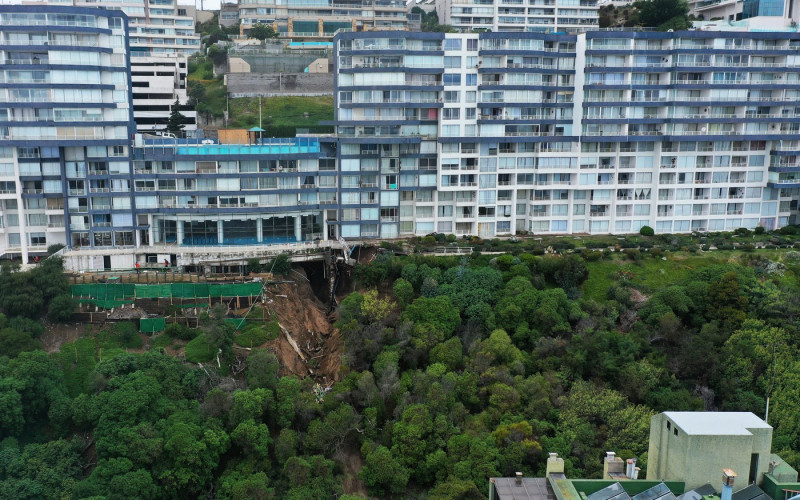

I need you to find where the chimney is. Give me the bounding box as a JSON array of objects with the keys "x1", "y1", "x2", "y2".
[
  {"x1": 626, "y1": 458, "x2": 638, "y2": 479},
  {"x1": 603, "y1": 452, "x2": 625, "y2": 480},
  {"x1": 547, "y1": 452, "x2": 565, "y2": 476},
  {"x1": 722, "y1": 469, "x2": 737, "y2": 500},
  {"x1": 633, "y1": 467, "x2": 640, "y2": 480},
  {"x1": 515, "y1": 472, "x2": 523, "y2": 485}
]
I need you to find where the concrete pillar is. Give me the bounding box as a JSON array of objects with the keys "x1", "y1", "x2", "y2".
[
  {"x1": 294, "y1": 215, "x2": 302, "y2": 242},
  {"x1": 176, "y1": 220, "x2": 184, "y2": 246},
  {"x1": 257, "y1": 218, "x2": 263, "y2": 243},
  {"x1": 288, "y1": 18, "x2": 293, "y2": 37},
  {"x1": 318, "y1": 19, "x2": 324, "y2": 36},
  {"x1": 217, "y1": 219, "x2": 224, "y2": 245}
]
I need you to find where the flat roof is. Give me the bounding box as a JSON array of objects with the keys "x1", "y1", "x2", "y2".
[
  {"x1": 663, "y1": 412, "x2": 771, "y2": 436},
  {"x1": 492, "y1": 477, "x2": 555, "y2": 500}
]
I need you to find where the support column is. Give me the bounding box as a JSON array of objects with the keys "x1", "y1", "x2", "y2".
[
  {"x1": 294, "y1": 215, "x2": 302, "y2": 242},
  {"x1": 176, "y1": 219, "x2": 184, "y2": 246},
  {"x1": 217, "y1": 220, "x2": 224, "y2": 245},
  {"x1": 257, "y1": 218, "x2": 263, "y2": 243}
]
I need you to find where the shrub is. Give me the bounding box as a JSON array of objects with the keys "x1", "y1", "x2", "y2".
[
  {"x1": 754, "y1": 226, "x2": 766, "y2": 235},
  {"x1": 47, "y1": 294, "x2": 76, "y2": 323},
  {"x1": 640, "y1": 225, "x2": 655, "y2": 236},
  {"x1": 580, "y1": 249, "x2": 602, "y2": 262},
  {"x1": 702, "y1": 244, "x2": 711, "y2": 251},
  {"x1": 649, "y1": 248, "x2": 664, "y2": 259},
  {"x1": 623, "y1": 248, "x2": 641, "y2": 261},
  {"x1": 151, "y1": 334, "x2": 174, "y2": 350},
  {"x1": 185, "y1": 334, "x2": 216, "y2": 363},
  {"x1": 114, "y1": 322, "x2": 139, "y2": 347},
  {"x1": 446, "y1": 234, "x2": 457, "y2": 243},
  {"x1": 165, "y1": 323, "x2": 200, "y2": 341},
  {"x1": 741, "y1": 243, "x2": 756, "y2": 252}
]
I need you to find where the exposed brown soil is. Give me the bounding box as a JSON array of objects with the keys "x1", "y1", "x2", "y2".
[
  {"x1": 41, "y1": 322, "x2": 87, "y2": 353},
  {"x1": 256, "y1": 266, "x2": 342, "y2": 384}
]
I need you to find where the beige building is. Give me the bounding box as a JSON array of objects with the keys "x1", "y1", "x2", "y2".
[{"x1": 647, "y1": 412, "x2": 772, "y2": 491}]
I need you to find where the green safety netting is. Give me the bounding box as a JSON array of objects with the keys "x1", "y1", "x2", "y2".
[
  {"x1": 140, "y1": 317, "x2": 166, "y2": 333},
  {"x1": 72, "y1": 283, "x2": 262, "y2": 305}
]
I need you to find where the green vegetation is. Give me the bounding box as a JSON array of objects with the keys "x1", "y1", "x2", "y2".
[
  {"x1": 185, "y1": 334, "x2": 217, "y2": 363},
  {"x1": 150, "y1": 334, "x2": 174, "y2": 350},
  {"x1": 187, "y1": 57, "x2": 227, "y2": 123},
  {"x1": 599, "y1": 0, "x2": 692, "y2": 30},
  {"x1": 2, "y1": 232, "x2": 800, "y2": 497},
  {"x1": 411, "y1": 6, "x2": 456, "y2": 32},
  {"x1": 248, "y1": 24, "x2": 279, "y2": 40},
  {"x1": 235, "y1": 322, "x2": 281, "y2": 348},
  {"x1": 187, "y1": 54, "x2": 334, "y2": 137},
  {"x1": 227, "y1": 95, "x2": 334, "y2": 136}
]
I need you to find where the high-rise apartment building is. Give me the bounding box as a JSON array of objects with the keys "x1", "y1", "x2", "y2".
[
  {"x1": 52, "y1": 0, "x2": 202, "y2": 135},
  {"x1": 5, "y1": 10, "x2": 800, "y2": 265},
  {"x1": 334, "y1": 31, "x2": 800, "y2": 238},
  {"x1": 0, "y1": 5, "x2": 137, "y2": 263},
  {"x1": 436, "y1": 0, "x2": 600, "y2": 33},
  {"x1": 237, "y1": 0, "x2": 412, "y2": 38}
]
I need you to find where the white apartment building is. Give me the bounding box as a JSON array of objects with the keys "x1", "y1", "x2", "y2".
[
  {"x1": 0, "y1": 6, "x2": 136, "y2": 262},
  {"x1": 334, "y1": 31, "x2": 800, "y2": 238},
  {"x1": 52, "y1": 0, "x2": 202, "y2": 134},
  {"x1": 436, "y1": 0, "x2": 599, "y2": 33},
  {"x1": 238, "y1": 0, "x2": 412, "y2": 38}
]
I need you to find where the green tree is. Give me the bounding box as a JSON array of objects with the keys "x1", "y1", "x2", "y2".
[
  {"x1": 165, "y1": 100, "x2": 186, "y2": 136},
  {"x1": 248, "y1": 24, "x2": 279, "y2": 41},
  {"x1": 360, "y1": 445, "x2": 410, "y2": 495},
  {"x1": 634, "y1": 0, "x2": 691, "y2": 30},
  {"x1": 246, "y1": 350, "x2": 280, "y2": 390},
  {"x1": 47, "y1": 294, "x2": 76, "y2": 323},
  {"x1": 392, "y1": 278, "x2": 414, "y2": 308}
]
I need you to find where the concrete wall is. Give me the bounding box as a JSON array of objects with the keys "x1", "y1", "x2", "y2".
[
  {"x1": 229, "y1": 57, "x2": 252, "y2": 73},
  {"x1": 647, "y1": 414, "x2": 773, "y2": 490},
  {"x1": 307, "y1": 58, "x2": 329, "y2": 73},
  {"x1": 227, "y1": 73, "x2": 334, "y2": 97}
]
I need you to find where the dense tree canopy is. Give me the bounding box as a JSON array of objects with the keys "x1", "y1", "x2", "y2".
[{"x1": 1, "y1": 239, "x2": 799, "y2": 496}]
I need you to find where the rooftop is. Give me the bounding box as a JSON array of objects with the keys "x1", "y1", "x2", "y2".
[
  {"x1": 491, "y1": 477, "x2": 554, "y2": 500},
  {"x1": 664, "y1": 412, "x2": 772, "y2": 436}
]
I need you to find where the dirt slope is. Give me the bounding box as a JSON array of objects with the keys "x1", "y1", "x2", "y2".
[{"x1": 258, "y1": 267, "x2": 342, "y2": 384}]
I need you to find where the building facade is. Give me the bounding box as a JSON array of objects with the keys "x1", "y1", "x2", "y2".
[
  {"x1": 130, "y1": 137, "x2": 338, "y2": 249},
  {"x1": 238, "y1": 0, "x2": 412, "y2": 38},
  {"x1": 5, "y1": 14, "x2": 800, "y2": 263},
  {"x1": 0, "y1": 5, "x2": 137, "y2": 263},
  {"x1": 647, "y1": 412, "x2": 773, "y2": 491},
  {"x1": 334, "y1": 30, "x2": 800, "y2": 239},
  {"x1": 54, "y1": 0, "x2": 202, "y2": 135},
  {"x1": 436, "y1": 0, "x2": 600, "y2": 34}
]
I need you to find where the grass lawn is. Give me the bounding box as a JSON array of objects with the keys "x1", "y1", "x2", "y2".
[{"x1": 226, "y1": 95, "x2": 334, "y2": 135}]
